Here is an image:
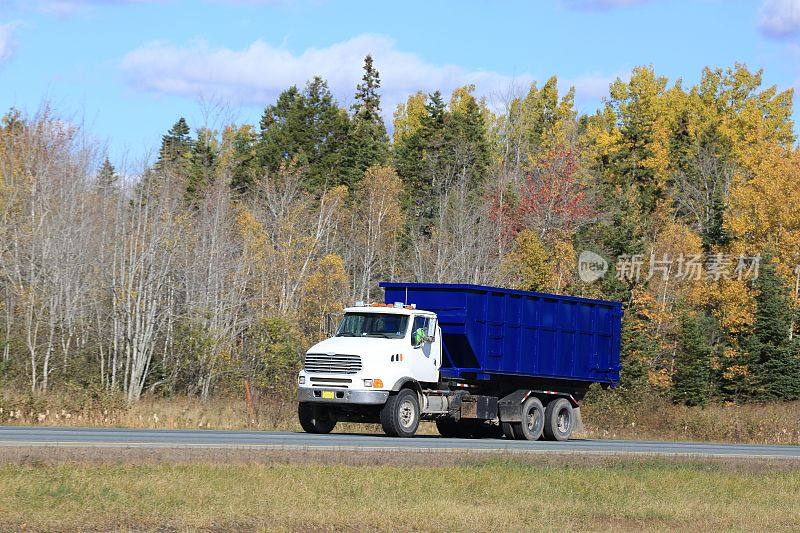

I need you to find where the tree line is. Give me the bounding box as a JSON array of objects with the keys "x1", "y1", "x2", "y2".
[{"x1": 1, "y1": 56, "x2": 799, "y2": 406}]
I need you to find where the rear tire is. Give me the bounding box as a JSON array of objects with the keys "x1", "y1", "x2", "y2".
[
  {"x1": 380, "y1": 389, "x2": 420, "y2": 437},
  {"x1": 543, "y1": 398, "x2": 574, "y2": 441},
  {"x1": 297, "y1": 402, "x2": 337, "y2": 434},
  {"x1": 516, "y1": 396, "x2": 545, "y2": 441}
]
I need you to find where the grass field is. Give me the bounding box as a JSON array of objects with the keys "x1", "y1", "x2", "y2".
[{"x1": 1, "y1": 448, "x2": 799, "y2": 531}]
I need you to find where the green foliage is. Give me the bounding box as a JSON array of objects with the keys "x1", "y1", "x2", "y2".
[
  {"x1": 245, "y1": 317, "x2": 302, "y2": 394},
  {"x1": 228, "y1": 125, "x2": 258, "y2": 194},
  {"x1": 672, "y1": 312, "x2": 712, "y2": 406},
  {"x1": 156, "y1": 117, "x2": 193, "y2": 175},
  {"x1": 186, "y1": 127, "x2": 217, "y2": 204},
  {"x1": 600, "y1": 66, "x2": 669, "y2": 214},
  {"x1": 742, "y1": 254, "x2": 800, "y2": 401},
  {"x1": 258, "y1": 77, "x2": 350, "y2": 191},
  {"x1": 96, "y1": 157, "x2": 118, "y2": 189},
  {"x1": 340, "y1": 55, "x2": 390, "y2": 189},
  {"x1": 394, "y1": 86, "x2": 491, "y2": 231}
]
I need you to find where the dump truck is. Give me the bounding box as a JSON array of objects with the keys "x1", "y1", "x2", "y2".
[{"x1": 297, "y1": 282, "x2": 622, "y2": 440}]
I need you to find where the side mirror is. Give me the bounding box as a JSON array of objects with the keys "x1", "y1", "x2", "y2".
[{"x1": 426, "y1": 319, "x2": 437, "y2": 341}]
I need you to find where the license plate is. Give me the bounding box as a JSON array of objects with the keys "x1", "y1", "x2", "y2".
[{"x1": 321, "y1": 390, "x2": 335, "y2": 399}]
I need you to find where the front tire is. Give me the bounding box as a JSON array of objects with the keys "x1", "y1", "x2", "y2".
[
  {"x1": 380, "y1": 389, "x2": 420, "y2": 437},
  {"x1": 298, "y1": 402, "x2": 337, "y2": 434},
  {"x1": 543, "y1": 398, "x2": 574, "y2": 441}
]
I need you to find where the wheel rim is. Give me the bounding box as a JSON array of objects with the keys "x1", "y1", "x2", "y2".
[
  {"x1": 526, "y1": 407, "x2": 541, "y2": 433},
  {"x1": 556, "y1": 407, "x2": 571, "y2": 434},
  {"x1": 399, "y1": 399, "x2": 416, "y2": 428}
]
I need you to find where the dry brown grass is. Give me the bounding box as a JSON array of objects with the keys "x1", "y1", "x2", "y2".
[
  {"x1": 581, "y1": 393, "x2": 800, "y2": 445},
  {"x1": 0, "y1": 448, "x2": 798, "y2": 531}
]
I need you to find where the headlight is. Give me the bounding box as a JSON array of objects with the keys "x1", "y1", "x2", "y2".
[
  {"x1": 363, "y1": 379, "x2": 373, "y2": 387},
  {"x1": 298, "y1": 375, "x2": 306, "y2": 385}
]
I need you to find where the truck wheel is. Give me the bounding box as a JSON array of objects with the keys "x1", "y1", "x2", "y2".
[
  {"x1": 516, "y1": 396, "x2": 545, "y2": 441},
  {"x1": 380, "y1": 389, "x2": 420, "y2": 437},
  {"x1": 543, "y1": 398, "x2": 574, "y2": 441},
  {"x1": 297, "y1": 402, "x2": 337, "y2": 434}
]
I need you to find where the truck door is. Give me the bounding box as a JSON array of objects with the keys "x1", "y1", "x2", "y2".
[{"x1": 410, "y1": 315, "x2": 440, "y2": 383}]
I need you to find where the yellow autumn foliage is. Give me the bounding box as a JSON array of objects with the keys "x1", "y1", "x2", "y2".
[
  {"x1": 392, "y1": 91, "x2": 427, "y2": 144},
  {"x1": 726, "y1": 147, "x2": 800, "y2": 271}
]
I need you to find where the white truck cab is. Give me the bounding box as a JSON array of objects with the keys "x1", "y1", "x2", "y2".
[{"x1": 298, "y1": 303, "x2": 441, "y2": 423}]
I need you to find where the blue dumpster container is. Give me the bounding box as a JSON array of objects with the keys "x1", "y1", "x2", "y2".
[{"x1": 380, "y1": 282, "x2": 622, "y2": 388}]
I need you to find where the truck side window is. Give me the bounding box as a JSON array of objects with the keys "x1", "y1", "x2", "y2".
[{"x1": 411, "y1": 316, "x2": 428, "y2": 347}]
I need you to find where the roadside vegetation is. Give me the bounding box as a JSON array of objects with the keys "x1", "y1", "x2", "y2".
[
  {"x1": 2, "y1": 386, "x2": 800, "y2": 445},
  {"x1": 2, "y1": 57, "x2": 800, "y2": 429},
  {"x1": 1, "y1": 450, "x2": 799, "y2": 531}
]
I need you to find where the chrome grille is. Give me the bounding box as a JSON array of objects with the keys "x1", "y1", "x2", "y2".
[{"x1": 304, "y1": 353, "x2": 362, "y2": 375}]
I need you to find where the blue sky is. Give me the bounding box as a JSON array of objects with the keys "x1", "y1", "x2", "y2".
[{"x1": 1, "y1": 0, "x2": 799, "y2": 167}]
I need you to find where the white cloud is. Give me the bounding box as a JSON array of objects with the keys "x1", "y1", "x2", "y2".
[
  {"x1": 120, "y1": 34, "x2": 621, "y2": 119},
  {"x1": 0, "y1": 23, "x2": 18, "y2": 67},
  {"x1": 759, "y1": 0, "x2": 800, "y2": 39},
  {"x1": 563, "y1": 70, "x2": 630, "y2": 101}
]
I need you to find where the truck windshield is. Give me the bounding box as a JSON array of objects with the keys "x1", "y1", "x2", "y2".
[{"x1": 336, "y1": 313, "x2": 409, "y2": 339}]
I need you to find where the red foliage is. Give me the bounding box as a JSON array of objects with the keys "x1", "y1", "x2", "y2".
[{"x1": 491, "y1": 147, "x2": 595, "y2": 245}]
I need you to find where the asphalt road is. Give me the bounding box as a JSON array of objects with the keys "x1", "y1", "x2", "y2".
[{"x1": 1, "y1": 426, "x2": 799, "y2": 458}]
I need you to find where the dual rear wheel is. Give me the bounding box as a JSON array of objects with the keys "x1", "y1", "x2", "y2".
[{"x1": 502, "y1": 396, "x2": 574, "y2": 441}]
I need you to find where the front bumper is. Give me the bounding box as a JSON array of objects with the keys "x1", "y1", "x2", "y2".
[{"x1": 297, "y1": 387, "x2": 389, "y2": 405}]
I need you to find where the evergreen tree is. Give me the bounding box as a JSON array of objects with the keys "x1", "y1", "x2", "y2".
[
  {"x1": 394, "y1": 87, "x2": 490, "y2": 233},
  {"x1": 618, "y1": 295, "x2": 657, "y2": 392},
  {"x1": 447, "y1": 85, "x2": 491, "y2": 191},
  {"x1": 156, "y1": 117, "x2": 193, "y2": 176},
  {"x1": 341, "y1": 55, "x2": 389, "y2": 189},
  {"x1": 97, "y1": 157, "x2": 118, "y2": 189},
  {"x1": 228, "y1": 125, "x2": 258, "y2": 195},
  {"x1": 394, "y1": 91, "x2": 445, "y2": 226},
  {"x1": 672, "y1": 312, "x2": 712, "y2": 406},
  {"x1": 186, "y1": 127, "x2": 217, "y2": 204},
  {"x1": 743, "y1": 253, "x2": 800, "y2": 400},
  {"x1": 258, "y1": 78, "x2": 349, "y2": 191}
]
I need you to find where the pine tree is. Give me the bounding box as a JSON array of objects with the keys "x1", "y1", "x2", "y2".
[
  {"x1": 446, "y1": 85, "x2": 491, "y2": 190},
  {"x1": 672, "y1": 312, "x2": 712, "y2": 406},
  {"x1": 744, "y1": 253, "x2": 800, "y2": 400},
  {"x1": 394, "y1": 91, "x2": 444, "y2": 227},
  {"x1": 228, "y1": 125, "x2": 258, "y2": 195},
  {"x1": 97, "y1": 157, "x2": 118, "y2": 189},
  {"x1": 394, "y1": 87, "x2": 490, "y2": 233},
  {"x1": 156, "y1": 117, "x2": 193, "y2": 175},
  {"x1": 258, "y1": 78, "x2": 349, "y2": 191},
  {"x1": 186, "y1": 127, "x2": 217, "y2": 204},
  {"x1": 341, "y1": 55, "x2": 389, "y2": 189}
]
